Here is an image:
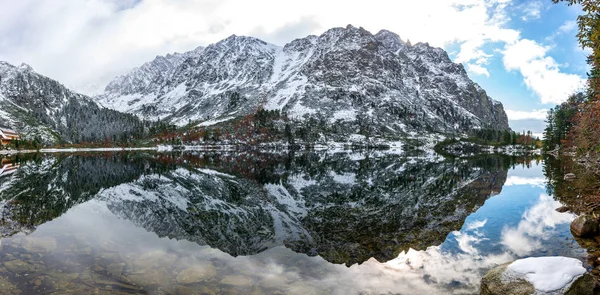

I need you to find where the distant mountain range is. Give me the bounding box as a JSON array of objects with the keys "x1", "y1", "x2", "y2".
[{"x1": 0, "y1": 25, "x2": 509, "y2": 144}]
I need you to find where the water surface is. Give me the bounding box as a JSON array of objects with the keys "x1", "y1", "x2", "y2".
[{"x1": 0, "y1": 152, "x2": 584, "y2": 294}]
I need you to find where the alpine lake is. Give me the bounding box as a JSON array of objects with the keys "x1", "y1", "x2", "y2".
[{"x1": 0, "y1": 150, "x2": 590, "y2": 295}]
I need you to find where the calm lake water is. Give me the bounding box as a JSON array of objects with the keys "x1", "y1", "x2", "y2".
[{"x1": 0, "y1": 151, "x2": 586, "y2": 294}]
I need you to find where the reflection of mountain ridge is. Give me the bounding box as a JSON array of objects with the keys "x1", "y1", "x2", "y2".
[
  {"x1": 0, "y1": 153, "x2": 167, "y2": 237},
  {"x1": 101, "y1": 153, "x2": 511, "y2": 265},
  {"x1": 0, "y1": 152, "x2": 513, "y2": 266},
  {"x1": 282, "y1": 155, "x2": 509, "y2": 265}
]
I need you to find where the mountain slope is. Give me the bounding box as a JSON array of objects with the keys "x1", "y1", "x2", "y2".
[
  {"x1": 0, "y1": 61, "x2": 147, "y2": 144},
  {"x1": 97, "y1": 25, "x2": 509, "y2": 137}
]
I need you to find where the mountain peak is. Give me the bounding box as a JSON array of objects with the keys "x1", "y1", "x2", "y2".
[
  {"x1": 0, "y1": 61, "x2": 15, "y2": 74},
  {"x1": 219, "y1": 34, "x2": 265, "y2": 45},
  {"x1": 375, "y1": 29, "x2": 407, "y2": 52},
  {"x1": 316, "y1": 25, "x2": 378, "y2": 51},
  {"x1": 18, "y1": 63, "x2": 33, "y2": 72},
  {"x1": 0, "y1": 62, "x2": 35, "y2": 77}
]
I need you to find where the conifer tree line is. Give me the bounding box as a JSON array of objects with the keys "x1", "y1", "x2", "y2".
[
  {"x1": 470, "y1": 128, "x2": 538, "y2": 146},
  {"x1": 543, "y1": 1, "x2": 600, "y2": 152}
]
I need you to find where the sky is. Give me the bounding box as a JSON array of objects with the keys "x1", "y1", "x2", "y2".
[{"x1": 0, "y1": 0, "x2": 589, "y2": 136}]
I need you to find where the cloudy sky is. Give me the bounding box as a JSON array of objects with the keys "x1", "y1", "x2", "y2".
[{"x1": 0, "y1": 0, "x2": 588, "y2": 135}]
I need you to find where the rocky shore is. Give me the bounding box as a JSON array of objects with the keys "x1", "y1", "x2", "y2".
[{"x1": 479, "y1": 151, "x2": 600, "y2": 294}]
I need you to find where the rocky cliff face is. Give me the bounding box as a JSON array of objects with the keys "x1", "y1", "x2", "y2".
[
  {"x1": 97, "y1": 25, "x2": 509, "y2": 137},
  {"x1": 0, "y1": 62, "x2": 146, "y2": 144}
]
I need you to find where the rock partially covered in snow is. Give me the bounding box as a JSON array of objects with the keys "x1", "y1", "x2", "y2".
[{"x1": 481, "y1": 257, "x2": 593, "y2": 295}]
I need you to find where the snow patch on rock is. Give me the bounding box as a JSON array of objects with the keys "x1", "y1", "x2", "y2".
[{"x1": 504, "y1": 256, "x2": 586, "y2": 292}]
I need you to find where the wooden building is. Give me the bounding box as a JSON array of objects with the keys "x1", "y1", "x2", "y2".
[
  {"x1": 0, "y1": 159, "x2": 18, "y2": 177},
  {"x1": 0, "y1": 128, "x2": 19, "y2": 145}
]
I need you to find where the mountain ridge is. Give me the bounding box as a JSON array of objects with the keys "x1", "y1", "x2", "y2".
[
  {"x1": 0, "y1": 61, "x2": 150, "y2": 144},
  {"x1": 96, "y1": 25, "x2": 509, "y2": 139},
  {"x1": 0, "y1": 25, "x2": 509, "y2": 145}
]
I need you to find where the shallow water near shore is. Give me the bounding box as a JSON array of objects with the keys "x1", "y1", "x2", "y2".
[{"x1": 0, "y1": 151, "x2": 586, "y2": 294}]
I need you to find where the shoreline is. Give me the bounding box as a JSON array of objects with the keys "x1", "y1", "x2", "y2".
[{"x1": 0, "y1": 147, "x2": 159, "y2": 155}]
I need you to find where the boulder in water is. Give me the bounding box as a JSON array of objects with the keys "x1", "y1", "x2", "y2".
[
  {"x1": 481, "y1": 257, "x2": 593, "y2": 295},
  {"x1": 571, "y1": 214, "x2": 598, "y2": 238}
]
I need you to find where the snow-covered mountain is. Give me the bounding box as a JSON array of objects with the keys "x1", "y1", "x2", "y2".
[
  {"x1": 0, "y1": 61, "x2": 146, "y2": 144},
  {"x1": 97, "y1": 25, "x2": 509, "y2": 136}
]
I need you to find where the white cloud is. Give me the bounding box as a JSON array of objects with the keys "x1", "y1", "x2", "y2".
[
  {"x1": 519, "y1": 1, "x2": 544, "y2": 21},
  {"x1": 501, "y1": 194, "x2": 575, "y2": 256},
  {"x1": 502, "y1": 39, "x2": 586, "y2": 104},
  {"x1": 454, "y1": 231, "x2": 483, "y2": 254},
  {"x1": 466, "y1": 63, "x2": 490, "y2": 77},
  {"x1": 0, "y1": 0, "x2": 520, "y2": 94},
  {"x1": 545, "y1": 19, "x2": 578, "y2": 44},
  {"x1": 559, "y1": 20, "x2": 577, "y2": 33},
  {"x1": 0, "y1": 0, "x2": 586, "y2": 108},
  {"x1": 503, "y1": 39, "x2": 548, "y2": 68},
  {"x1": 504, "y1": 176, "x2": 546, "y2": 188},
  {"x1": 505, "y1": 109, "x2": 548, "y2": 120},
  {"x1": 466, "y1": 219, "x2": 488, "y2": 231}
]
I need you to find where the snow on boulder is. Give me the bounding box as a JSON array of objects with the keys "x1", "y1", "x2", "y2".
[
  {"x1": 506, "y1": 257, "x2": 586, "y2": 292},
  {"x1": 480, "y1": 257, "x2": 594, "y2": 295}
]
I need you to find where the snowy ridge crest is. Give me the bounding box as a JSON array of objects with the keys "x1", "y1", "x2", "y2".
[{"x1": 96, "y1": 25, "x2": 509, "y2": 134}]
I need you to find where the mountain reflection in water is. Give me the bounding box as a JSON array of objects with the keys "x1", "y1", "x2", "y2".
[{"x1": 0, "y1": 151, "x2": 584, "y2": 294}]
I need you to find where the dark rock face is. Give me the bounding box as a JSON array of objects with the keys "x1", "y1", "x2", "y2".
[
  {"x1": 0, "y1": 62, "x2": 145, "y2": 144},
  {"x1": 97, "y1": 26, "x2": 509, "y2": 137},
  {"x1": 570, "y1": 214, "x2": 599, "y2": 238}
]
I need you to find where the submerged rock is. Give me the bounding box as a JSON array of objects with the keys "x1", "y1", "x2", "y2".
[
  {"x1": 4, "y1": 259, "x2": 41, "y2": 273},
  {"x1": 481, "y1": 257, "x2": 593, "y2": 295},
  {"x1": 174, "y1": 285, "x2": 216, "y2": 295},
  {"x1": 106, "y1": 263, "x2": 125, "y2": 276},
  {"x1": 20, "y1": 237, "x2": 57, "y2": 253},
  {"x1": 219, "y1": 275, "x2": 254, "y2": 288},
  {"x1": 126, "y1": 267, "x2": 171, "y2": 286},
  {"x1": 571, "y1": 214, "x2": 599, "y2": 238},
  {"x1": 176, "y1": 264, "x2": 217, "y2": 284},
  {"x1": 131, "y1": 250, "x2": 177, "y2": 270},
  {"x1": 0, "y1": 276, "x2": 14, "y2": 294}
]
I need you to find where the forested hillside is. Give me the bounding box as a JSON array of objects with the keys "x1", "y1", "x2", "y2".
[{"x1": 0, "y1": 62, "x2": 173, "y2": 146}]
